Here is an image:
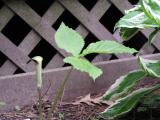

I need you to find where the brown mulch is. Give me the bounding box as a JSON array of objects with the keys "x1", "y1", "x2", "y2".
[
  {"x1": 0, "y1": 100, "x2": 160, "y2": 120},
  {"x1": 0, "y1": 101, "x2": 107, "y2": 120}
]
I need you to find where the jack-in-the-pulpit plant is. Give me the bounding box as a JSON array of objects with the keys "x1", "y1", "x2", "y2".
[
  {"x1": 32, "y1": 22, "x2": 137, "y2": 120},
  {"x1": 101, "y1": 0, "x2": 160, "y2": 119},
  {"x1": 32, "y1": 56, "x2": 43, "y2": 120}
]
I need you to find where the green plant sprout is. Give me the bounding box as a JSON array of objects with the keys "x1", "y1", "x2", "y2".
[
  {"x1": 32, "y1": 22, "x2": 137, "y2": 120},
  {"x1": 100, "y1": 0, "x2": 160, "y2": 119}
]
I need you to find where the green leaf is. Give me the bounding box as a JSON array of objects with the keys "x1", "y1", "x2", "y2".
[
  {"x1": 102, "y1": 70, "x2": 146, "y2": 101},
  {"x1": 115, "y1": 11, "x2": 158, "y2": 29},
  {"x1": 55, "y1": 22, "x2": 84, "y2": 56},
  {"x1": 141, "y1": 0, "x2": 160, "y2": 26},
  {"x1": 64, "y1": 56, "x2": 102, "y2": 80},
  {"x1": 80, "y1": 41, "x2": 137, "y2": 56},
  {"x1": 101, "y1": 85, "x2": 160, "y2": 119},
  {"x1": 125, "y1": 5, "x2": 142, "y2": 14},
  {"x1": 148, "y1": 29, "x2": 159, "y2": 44},
  {"x1": 120, "y1": 28, "x2": 139, "y2": 41},
  {"x1": 138, "y1": 57, "x2": 160, "y2": 77}
]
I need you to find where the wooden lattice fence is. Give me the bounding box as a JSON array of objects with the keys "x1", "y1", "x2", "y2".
[{"x1": 0, "y1": 0, "x2": 160, "y2": 77}]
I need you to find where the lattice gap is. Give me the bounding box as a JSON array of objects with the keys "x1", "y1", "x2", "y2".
[
  {"x1": 0, "y1": 52, "x2": 7, "y2": 68},
  {"x1": 29, "y1": 39, "x2": 57, "y2": 68},
  {"x1": 0, "y1": 0, "x2": 3, "y2": 9},
  {"x1": 83, "y1": 33, "x2": 99, "y2": 61},
  {"x1": 26, "y1": 0, "x2": 56, "y2": 16},
  {"x1": 52, "y1": 10, "x2": 80, "y2": 30},
  {"x1": 0, "y1": 0, "x2": 159, "y2": 76},
  {"x1": 128, "y1": 0, "x2": 139, "y2": 5},
  {"x1": 123, "y1": 32, "x2": 148, "y2": 51},
  {"x1": 100, "y1": 4, "x2": 123, "y2": 34},
  {"x1": 1, "y1": 15, "x2": 31, "y2": 46},
  {"x1": 78, "y1": 0, "x2": 98, "y2": 11}
]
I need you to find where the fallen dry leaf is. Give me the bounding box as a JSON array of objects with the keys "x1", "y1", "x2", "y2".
[{"x1": 72, "y1": 94, "x2": 113, "y2": 106}]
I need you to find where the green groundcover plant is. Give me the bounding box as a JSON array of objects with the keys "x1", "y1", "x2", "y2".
[
  {"x1": 32, "y1": 22, "x2": 137, "y2": 120},
  {"x1": 100, "y1": 0, "x2": 160, "y2": 119}
]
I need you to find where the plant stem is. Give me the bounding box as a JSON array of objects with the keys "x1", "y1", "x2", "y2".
[
  {"x1": 47, "y1": 67, "x2": 73, "y2": 120},
  {"x1": 38, "y1": 88, "x2": 43, "y2": 120}
]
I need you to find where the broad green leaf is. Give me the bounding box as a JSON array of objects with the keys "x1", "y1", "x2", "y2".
[
  {"x1": 102, "y1": 70, "x2": 146, "y2": 101},
  {"x1": 101, "y1": 84, "x2": 160, "y2": 119},
  {"x1": 64, "y1": 56, "x2": 102, "y2": 80},
  {"x1": 138, "y1": 57, "x2": 160, "y2": 77},
  {"x1": 80, "y1": 41, "x2": 137, "y2": 56},
  {"x1": 115, "y1": 11, "x2": 158, "y2": 29},
  {"x1": 55, "y1": 22, "x2": 84, "y2": 56},
  {"x1": 148, "y1": 29, "x2": 159, "y2": 44},
  {"x1": 120, "y1": 28, "x2": 139, "y2": 41},
  {"x1": 141, "y1": 0, "x2": 160, "y2": 26}
]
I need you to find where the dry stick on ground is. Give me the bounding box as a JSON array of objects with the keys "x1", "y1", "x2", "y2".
[{"x1": 47, "y1": 67, "x2": 73, "y2": 120}]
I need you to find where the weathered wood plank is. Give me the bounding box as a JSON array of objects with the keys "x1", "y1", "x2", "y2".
[
  {"x1": 0, "y1": 53, "x2": 160, "y2": 111},
  {"x1": 0, "y1": 60, "x2": 17, "y2": 76},
  {"x1": 42, "y1": 1, "x2": 64, "y2": 25},
  {"x1": 0, "y1": 6, "x2": 14, "y2": 31},
  {"x1": 0, "y1": 6, "x2": 18, "y2": 76},
  {"x1": 45, "y1": 54, "x2": 64, "y2": 69},
  {"x1": 19, "y1": 30, "x2": 41, "y2": 54}
]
